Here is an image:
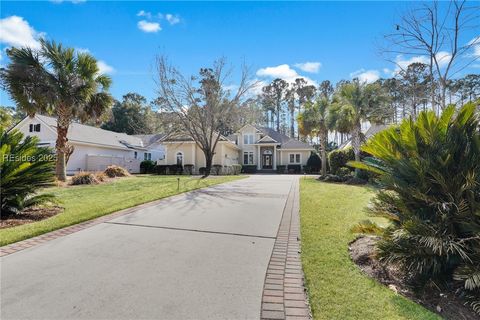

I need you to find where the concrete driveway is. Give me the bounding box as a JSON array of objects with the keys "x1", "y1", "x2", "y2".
[{"x1": 1, "y1": 175, "x2": 298, "y2": 320}]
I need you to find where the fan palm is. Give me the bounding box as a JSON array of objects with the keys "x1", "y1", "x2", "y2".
[
  {"x1": 1, "y1": 129, "x2": 56, "y2": 216},
  {"x1": 0, "y1": 39, "x2": 113, "y2": 181},
  {"x1": 331, "y1": 79, "x2": 391, "y2": 175},
  {"x1": 298, "y1": 97, "x2": 332, "y2": 175},
  {"x1": 350, "y1": 101, "x2": 480, "y2": 313}
]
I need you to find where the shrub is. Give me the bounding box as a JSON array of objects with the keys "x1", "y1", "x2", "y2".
[
  {"x1": 337, "y1": 167, "x2": 352, "y2": 177},
  {"x1": 328, "y1": 148, "x2": 353, "y2": 174},
  {"x1": 241, "y1": 165, "x2": 257, "y2": 174},
  {"x1": 104, "y1": 165, "x2": 130, "y2": 178},
  {"x1": 71, "y1": 172, "x2": 100, "y2": 185},
  {"x1": 183, "y1": 164, "x2": 194, "y2": 175},
  {"x1": 350, "y1": 103, "x2": 480, "y2": 313},
  {"x1": 140, "y1": 160, "x2": 156, "y2": 174},
  {"x1": 232, "y1": 164, "x2": 242, "y2": 175},
  {"x1": 169, "y1": 164, "x2": 183, "y2": 175},
  {"x1": 287, "y1": 164, "x2": 301, "y2": 174},
  {"x1": 0, "y1": 129, "x2": 56, "y2": 216},
  {"x1": 199, "y1": 167, "x2": 206, "y2": 175},
  {"x1": 276, "y1": 165, "x2": 286, "y2": 174},
  {"x1": 95, "y1": 172, "x2": 107, "y2": 182},
  {"x1": 306, "y1": 153, "x2": 321, "y2": 172},
  {"x1": 154, "y1": 165, "x2": 168, "y2": 175},
  {"x1": 212, "y1": 164, "x2": 223, "y2": 175}
]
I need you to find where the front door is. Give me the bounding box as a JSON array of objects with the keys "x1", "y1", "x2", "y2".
[{"x1": 262, "y1": 154, "x2": 272, "y2": 169}]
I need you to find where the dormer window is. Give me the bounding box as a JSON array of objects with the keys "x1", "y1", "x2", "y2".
[
  {"x1": 29, "y1": 124, "x2": 41, "y2": 132},
  {"x1": 243, "y1": 134, "x2": 254, "y2": 144}
]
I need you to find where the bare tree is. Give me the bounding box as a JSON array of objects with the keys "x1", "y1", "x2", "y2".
[
  {"x1": 383, "y1": 0, "x2": 479, "y2": 113},
  {"x1": 155, "y1": 56, "x2": 256, "y2": 177}
]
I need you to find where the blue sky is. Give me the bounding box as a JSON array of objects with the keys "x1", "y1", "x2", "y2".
[{"x1": 1, "y1": 1, "x2": 479, "y2": 107}]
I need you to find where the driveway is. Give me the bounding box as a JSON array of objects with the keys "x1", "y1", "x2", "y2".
[{"x1": 1, "y1": 175, "x2": 299, "y2": 320}]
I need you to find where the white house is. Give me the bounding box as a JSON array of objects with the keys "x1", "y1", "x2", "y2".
[{"x1": 13, "y1": 114, "x2": 165, "y2": 174}]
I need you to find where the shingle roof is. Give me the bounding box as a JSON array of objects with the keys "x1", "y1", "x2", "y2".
[
  {"x1": 36, "y1": 114, "x2": 146, "y2": 150},
  {"x1": 133, "y1": 133, "x2": 166, "y2": 147},
  {"x1": 255, "y1": 126, "x2": 312, "y2": 150}
]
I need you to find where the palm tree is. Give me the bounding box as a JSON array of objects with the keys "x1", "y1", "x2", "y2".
[
  {"x1": 331, "y1": 79, "x2": 390, "y2": 175},
  {"x1": 1, "y1": 39, "x2": 113, "y2": 181},
  {"x1": 298, "y1": 97, "x2": 331, "y2": 175}
]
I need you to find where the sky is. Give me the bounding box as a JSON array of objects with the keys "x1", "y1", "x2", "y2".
[{"x1": 1, "y1": 1, "x2": 479, "y2": 107}]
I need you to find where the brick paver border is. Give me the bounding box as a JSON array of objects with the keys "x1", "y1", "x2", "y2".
[{"x1": 261, "y1": 177, "x2": 311, "y2": 320}]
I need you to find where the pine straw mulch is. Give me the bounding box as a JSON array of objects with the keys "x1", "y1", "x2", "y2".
[
  {"x1": 0, "y1": 206, "x2": 63, "y2": 229},
  {"x1": 349, "y1": 236, "x2": 479, "y2": 320}
]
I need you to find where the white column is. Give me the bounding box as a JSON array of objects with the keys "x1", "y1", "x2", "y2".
[
  {"x1": 273, "y1": 145, "x2": 277, "y2": 170},
  {"x1": 257, "y1": 145, "x2": 261, "y2": 170}
]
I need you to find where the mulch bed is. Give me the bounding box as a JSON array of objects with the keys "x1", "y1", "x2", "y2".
[
  {"x1": 349, "y1": 236, "x2": 479, "y2": 320},
  {"x1": 0, "y1": 206, "x2": 63, "y2": 229}
]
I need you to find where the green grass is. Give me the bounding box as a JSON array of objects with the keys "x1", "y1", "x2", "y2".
[
  {"x1": 300, "y1": 178, "x2": 440, "y2": 320},
  {"x1": 1, "y1": 175, "x2": 243, "y2": 246}
]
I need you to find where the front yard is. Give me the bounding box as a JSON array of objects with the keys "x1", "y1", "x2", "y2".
[
  {"x1": 300, "y1": 178, "x2": 440, "y2": 320},
  {"x1": 0, "y1": 175, "x2": 243, "y2": 246}
]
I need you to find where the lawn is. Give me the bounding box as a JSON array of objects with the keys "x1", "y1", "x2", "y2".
[
  {"x1": 0, "y1": 175, "x2": 243, "y2": 246},
  {"x1": 300, "y1": 178, "x2": 440, "y2": 320}
]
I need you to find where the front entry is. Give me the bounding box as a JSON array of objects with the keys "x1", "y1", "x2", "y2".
[{"x1": 262, "y1": 154, "x2": 273, "y2": 169}]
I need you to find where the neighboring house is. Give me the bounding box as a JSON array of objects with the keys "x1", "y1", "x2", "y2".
[
  {"x1": 13, "y1": 114, "x2": 165, "y2": 174},
  {"x1": 158, "y1": 124, "x2": 314, "y2": 172},
  {"x1": 337, "y1": 123, "x2": 390, "y2": 150}
]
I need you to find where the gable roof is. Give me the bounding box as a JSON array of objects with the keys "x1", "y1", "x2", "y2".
[
  {"x1": 33, "y1": 114, "x2": 147, "y2": 150},
  {"x1": 133, "y1": 133, "x2": 166, "y2": 147},
  {"x1": 255, "y1": 126, "x2": 313, "y2": 150}
]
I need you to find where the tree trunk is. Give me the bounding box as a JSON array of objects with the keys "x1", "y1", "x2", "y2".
[
  {"x1": 55, "y1": 119, "x2": 70, "y2": 182},
  {"x1": 203, "y1": 150, "x2": 213, "y2": 178},
  {"x1": 290, "y1": 109, "x2": 295, "y2": 138},
  {"x1": 319, "y1": 129, "x2": 327, "y2": 176},
  {"x1": 351, "y1": 122, "x2": 362, "y2": 177},
  {"x1": 276, "y1": 104, "x2": 280, "y2": 132}
]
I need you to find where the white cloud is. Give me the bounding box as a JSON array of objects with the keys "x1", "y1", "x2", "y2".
[
  {"x1": 294, "y1": 61, "x2": 321, "y2": 73},
  {"x1": 137, "y1": 10, "x2": 152, "y2": 19},
  {"x1": 50, "y1": 0, "x2": 86, "y2": 3},
  {"x1": 256, "y1": 64, "x2": 317, "y2": 86},
  {"x1": 394, "y1": 55, "x2": 429, "y2": 72},
  {"x1": 137, "y1": 20, "x2": 161, "y2": 33},
  {"x1": 350, "y1": 69, "x2": 380, "y2": 83},
  {"x1": 468, "y1": 36, "x2": 480, "y2": 58},
  {"x1": 165, "y1": 14, "x2": 181, "y2": 25},
  {"x1": 0, "y1": 16, "x2": 43, "y2": 49},
  {"x1": 97, "y1": 60, "x2": 115, "y2": 74}
]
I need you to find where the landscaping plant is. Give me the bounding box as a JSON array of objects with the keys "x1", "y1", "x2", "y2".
[
  {"x1": 104, "y1": 165, "x2": 130, "y2": 178},
  {"x1": 350, "y1": 102, "x2": 480, "y2": 314},
  {"x1": 0, "y1": 129, "x2": 56, "y2": 216}
]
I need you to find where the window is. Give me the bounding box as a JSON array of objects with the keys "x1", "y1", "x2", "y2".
[
  {"x1": 243, "y1": 152, "x2": 254, "y2": 165},
  {"x1": 243, "y1": 134, "x2": 254, "y2": 145},
  {"x1": 176, "y1": 152, "x2": 183, "y2": 166},
  {"x1": 29, "y1": 124, "x2": 41, "y2": 132},
  {"x1": 289, "y1": 153, "x2": 301, "y2": 164},
  {"x1": 134, "y1": 151, "x2": 138, "y2": 159},
  {"x1": 144, "y1": 153, "x2": 151, "y2": 161}
]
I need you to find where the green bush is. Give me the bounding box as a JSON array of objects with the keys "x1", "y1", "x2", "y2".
[
  {"x1": 140, "y1": 160, "x2": 155, "y2": 174},
  {"x1": 328, "y1": 147, "x2": 354, "y2": 174},
  {"x1": 287, "y1": 164, "x2": 301, "y2": 174},
  {"x1": 71, "y1": 172, "x2": 100, "y2": 185},
  {"x1": 183, "y1": 164, "x2": 194, "y2": 175},
  {"x1": 337, "y1": 167, "x2": 351, "y2": 177},
  {"x1": 212, "y1": 164, "x2": 223, "y2": 175},
  {"x1": 351, "y1": 102, "x2": 480, "y2": 314},
  {"x1": 0, "y1": 129, "x2": 56, "y2": 216},
  {"x1": 168, "y1": 164, "x2": 183, "y2": 175},
  {"x1": 306, "y1": 153, "x2": 321, "y2": 172},
  {"x1": 232, "y1": 164, "x2": 242, "y2": 175},
  {"x1": 154, "y1": 165, "x2": 168, "y2": 175},
  {"x1": 104, "y1": 165, "x2": 130, "y2": 178},
  {"x1": 276, "y1": 165, "x2": 286, "y2": 174},
  {"x1": 241, "y1": 165, "x2": 257, "y2": 174}
]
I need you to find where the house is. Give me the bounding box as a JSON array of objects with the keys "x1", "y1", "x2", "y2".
[
  {"x1": 13, "y1": 114, "x2": 165, "y2": 174},
  {"x1": 158, "y1": 124, "x2": 314, "y2": 173},
  {"x1": 337, "y1": 123, "x2": 390, "y2": 150}
]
